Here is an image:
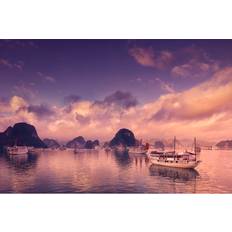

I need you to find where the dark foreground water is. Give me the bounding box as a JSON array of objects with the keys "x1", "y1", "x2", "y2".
[{"x1": 0, "y1": 149, "x2": 232, "y2": 193}]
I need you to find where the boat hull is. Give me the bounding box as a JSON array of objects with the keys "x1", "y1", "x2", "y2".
[
  {"x1": 128, "y1": 147, "x2": 147, "y2": 155},
  {"x1": 149, "y1": 157, "x2": 201, "y2": 169},
  {"x1": 8, "y1": 152, "x2": 28, "y2": 155},
  {"x1": 6, "y1": 146, "x2": 29, "y2": 155},
  {"x1": 128, "y1": 151, "x2": 146, "y2": 155}
]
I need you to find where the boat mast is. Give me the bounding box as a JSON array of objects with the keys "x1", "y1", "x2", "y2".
[
  {"x1": 174, "y1": 136, "x2": 176, "y2": 153},
  {"x1": 194, "y1": 137, "x2": 196, "y2": 155}
]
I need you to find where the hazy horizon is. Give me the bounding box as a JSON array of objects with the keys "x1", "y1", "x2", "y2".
[
  {"x1": 1, "y1": 39, "x2": 232, "y2": 142},
  {"x1": 0, "y1": 122, "x2": 222, "y2": 145}
]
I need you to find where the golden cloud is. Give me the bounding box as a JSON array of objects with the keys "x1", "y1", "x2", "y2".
[{"x1": 1, "y1": 67, "x2": 232, "y2": 142}]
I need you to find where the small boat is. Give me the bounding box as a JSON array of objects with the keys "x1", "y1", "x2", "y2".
[
  {"x1": 128, "y1": 146, "x2": 147, "y2": 155},
  {"x1": 114, "y1": 144, "x2": 128, "y2": 153},
  {"x1": 28, "y1": 146, "x2": 39, "y2": 153},
  {"x1": 7, "y1": 146, "x2": 29, "y2": 155},
  {"x1": 146, "y1": 137, "x2": 201, "y2": 169}
]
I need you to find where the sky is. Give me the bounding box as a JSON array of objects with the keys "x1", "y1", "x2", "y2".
[{"x1": 0, "y1": 39, "x2": 232, "y2": 142}]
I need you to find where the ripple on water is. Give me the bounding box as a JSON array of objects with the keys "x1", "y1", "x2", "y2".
[{"x1": 0, "y1": 150, "x2": 232, "y2": 193}]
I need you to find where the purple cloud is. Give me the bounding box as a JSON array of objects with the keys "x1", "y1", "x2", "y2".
[
  {"x1": 94, "y1": 90, "x2": 138, "y2": 109},
  {"x1": 129, "y1": 47, "x2": 173, "y2": 69},
  {"x1": 171, "y1": 59, "x2": 219, "y2": 78},
  {"x1": 27, "y1": 104, "x2": 54, "y2": 118}
]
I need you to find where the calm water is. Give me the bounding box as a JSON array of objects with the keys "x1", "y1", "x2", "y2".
[{"x1": 0, "y1": 149, "x2": 232, "y2": 193}]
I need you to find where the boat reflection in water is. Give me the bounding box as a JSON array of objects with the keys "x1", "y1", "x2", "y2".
[
  {"x1": 130, "y1": 153, "x2": 150, "y2": 168},
  {"x1": 149, "y1": 164, "x2": 199, "y2": 182},
  {"x1": 1, "y1": 149, "x2": 232, "y2": 193},
  {"x1": 5, "y1": 153, "x2": 39, "y2": 172},
  {"x1": 112, "y1": 150, "x2": 132, "y2": 167}
]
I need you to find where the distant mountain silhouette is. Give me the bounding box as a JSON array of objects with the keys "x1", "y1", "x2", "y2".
[
  {"x1": 216, "y1": 140, "x2": 232, "y2": 149},
  {"x1": 154, "y1": 141, "x2": 165, "y2": 150},
  {"x1": 84, "y1": 140, "x2": 100, "y2": 149},
  {"x1": 109, "y1": 128, "x2": 136, "y2": 147},
  {"x1": 66, "y1": 137, "x2": 100, "y2": 149},
  {"x1": 0, "y1": 122, "x2": 47, "y2": 148},
  {"x1": 43, "y1": 138, "x2": 60, "y2": 149},
  {"x1": 93, "y1": 140, "x2": 100, "y2": 147},
  {"x1": 85, "y1": 140, "x2": 95, "y2": 149},
  {"x1": 66, "y1": 136, "x2": 86, "y2": 148}
]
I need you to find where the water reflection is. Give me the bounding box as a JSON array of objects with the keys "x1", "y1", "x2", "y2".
[
  {"x1": 112, "y1": 151, "x2": 132, "y2": 167},
  {"x1": 0, "y1": 149, "x2": 232, "y2": 193},
  {"x1": 131, "y1": 155, "x2": 150, "y2": 168},
  {"x1": 5, "y1": 153, "x2": 38, "y2": 173},
  {"x1": 149, "y1": 164, "x2": 199, "y2": 182}
]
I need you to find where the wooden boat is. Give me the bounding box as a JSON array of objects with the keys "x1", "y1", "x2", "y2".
[
  {"x1": 7, "y1": 146, "x2": 28, "y2": 155},
  {"x1": 146, "y1": 137, "x2": 201, "y2": 169},
  {"x1": 115, "y1": 144, "x2": 128, "y2": 153},
  {"x1": 128, "y1": 146, "x2": 147, "y2": 154}
]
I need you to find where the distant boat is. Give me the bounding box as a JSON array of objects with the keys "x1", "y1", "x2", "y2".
[
  {"x1": 146, "y1": 137, "x2": 201, "y2": 169},
  {"x1": 7, "y1": 146, "x2": 28, "y2": 155},
  {"x1": 27, "y1": 147, "x2": 45, "y2": 153},
  {"x1": 28, "y1": 146, "x2": 37, "y2": 153},
  {"x1": 128, "y1": 146, "x2": 147, "y2": 155},
  {"x1": 114, "y1": 144, "x2": 128, "y2": 153}
]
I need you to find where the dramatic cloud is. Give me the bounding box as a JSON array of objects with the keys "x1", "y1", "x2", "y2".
[
  {"x1": 10, "y1": 96, "x2": 28, "y2": 112},
  {"x1": 1, "y1": 67, "x2": 232, "y2": 142},
  {"x1": 27, "y1": 104, "x2": 55, "y2": 118},
  {"x1": 171, "y1": 59, "x2": 219, "y2": 78},
  {"x1": 63, "y1": 94, "x2": 82, "y2": 114},
  {"x1": 171, "y1": 46, "x2": 220, "y2": 78},
  {"x1": 129, "y1": 47, "x2": 173, "y2": 69},
  {"x1": 75, "y1": 113, "x2": 90, "y2": 124},
  {"x1": 129, "y1": 45, "x2": 220, "y2": 80},
  {"x1": 94, "y1": 90, "x2": 138, "y2": 109},
  {"x1": 153, "y1": 67, "x2": 232, "y2": 121}
]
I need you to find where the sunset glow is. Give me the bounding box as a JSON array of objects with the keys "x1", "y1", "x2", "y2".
[{"x1": 0, "y1": 39, "x2": 232, "y2": 142}]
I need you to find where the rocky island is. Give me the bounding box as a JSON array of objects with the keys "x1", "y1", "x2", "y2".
[
  {"x1": 66, "y1": 136, "x2": 100, "y2": 149},
  {"x1": 43, "y1": 138, "x2": 60, "y2": 149},
  {"x1": 216, "y1": 140, "x2": 232, "y2": 149},
  {"x1": 0, "y1": 122, "x2": 47, "y2": 149},
  {"x1": 109, "y1": 128, "x2": 136, "y2": 147}
]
